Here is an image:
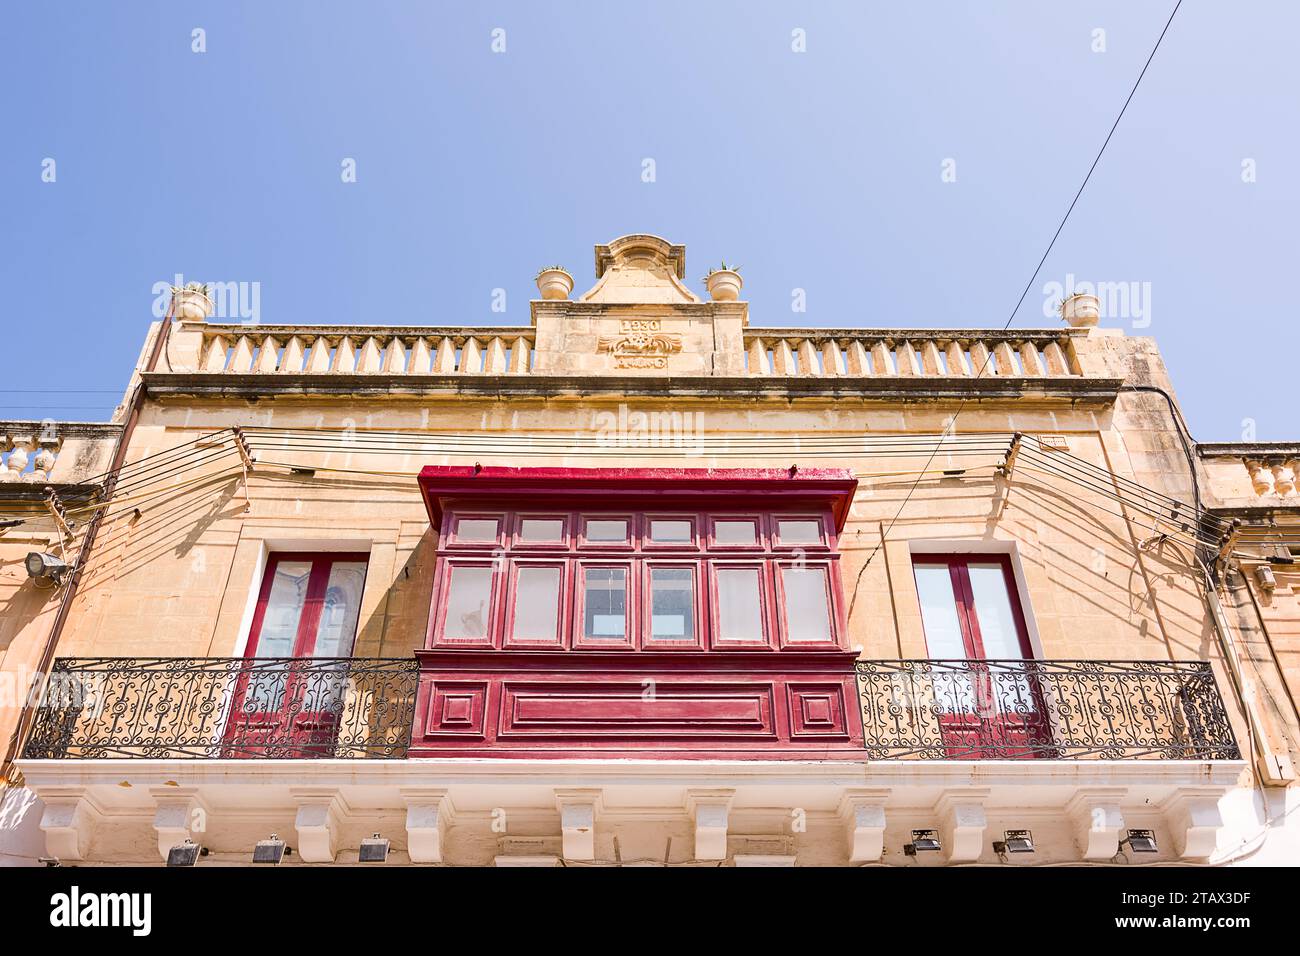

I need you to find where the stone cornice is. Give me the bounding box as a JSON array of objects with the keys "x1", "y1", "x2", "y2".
[{"x1": 141, "y1": 371, "x2": 1123, "y2": 404}]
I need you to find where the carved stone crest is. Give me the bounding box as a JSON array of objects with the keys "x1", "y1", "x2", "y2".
[{"x1": 597, "y1": 319, "x2": 683, "y2": 369}]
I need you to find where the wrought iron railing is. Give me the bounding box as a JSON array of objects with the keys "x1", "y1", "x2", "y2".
[
  {"x1": 855, "y1": 660, "x2": 1240, "y2": 760},
  {"x1": 23, "y1": 658, "x2": 420, "y2": 759}
]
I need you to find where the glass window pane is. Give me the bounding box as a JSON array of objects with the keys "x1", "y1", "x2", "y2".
[
  {"x1": 782, "y1": 567, "x2": 832, "y2": 642},
  {"x1": 583, "y1": 568, "x2": 626, "y2": 638},
  {"x1": 714, "y1": 519, "x2": 757, "y2": 546},
  {"x1": 716, "y1": 567, "x2": 764, "y2": 642},
  {"x1": 778, "y1": 519, "x2": 822, "y2": 545},
  {"x1": 649, "y1": 519, "x2": 692, "y2": 543},
  {"x1": 520, "y1": 518, "x2": 564, "y2": 542},
  {"x1": 442, "y1": 566, "x2": 494, "y2": 639},
  {"x1": 311, "y1": 562, "x2": 366, "y2": 657},
  {"x1": 256, "y1": 561, "x2": 313, "y2": 657},
  {"x1": 650, "y1": 567, "x2": 695, "y2": 640},
  {"x1": 586, "y1": 519, "x2": 628, "y2": 542},
  {"x1": 913, "y1": 564, "x2": 966, "y2": 657},
  {"x1": 966, "y1": 563, "x2": 1024, "y2": 659},
  {"x1": 513, "y1": 566, "x2": 561, "y2": 640},
  {"x1": 455, "y1": 518, "x2": 499, "y2": 542}
]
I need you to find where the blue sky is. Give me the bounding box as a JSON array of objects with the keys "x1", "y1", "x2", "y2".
[{"x1": 2, "y1": 1, "x2": 1295, "y2": 440}]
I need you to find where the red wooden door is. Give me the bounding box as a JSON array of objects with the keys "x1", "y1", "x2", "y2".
[
  {"x1": 912, "y1": 555, "x2": 1050, "y2": 759},
  {"x1": 223, "y1": 553, "x2": 368, "y2": 757}
]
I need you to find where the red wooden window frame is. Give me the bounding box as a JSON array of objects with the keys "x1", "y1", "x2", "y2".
[
  {"x1": 911, "y1": 553, "x2": 1048, "y2": 758},
  {"x1": 225, "y1": 551, "x2": 369, "y2": 756},
  {"x1": 420, "y1": 466, "x2": 857, "y2": 655}
]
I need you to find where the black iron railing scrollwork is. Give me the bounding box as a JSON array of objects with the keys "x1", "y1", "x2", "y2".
[
  {"x1": 855, "y1": 659, "x2": 1240, "y2": 760},
  {"x1": 23, "y1": 658, "x2": 420, "y2": 759}
]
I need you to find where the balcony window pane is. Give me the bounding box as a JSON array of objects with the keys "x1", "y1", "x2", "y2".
[
  {"x1": 311, "y1": 562, "x2": 366, "y2": 657},
  {"x1": 782, "y1": 566, "x2": 832, "y2": 642},
  {"x1": 455, "y1": 518, "x2": 499, "y2": 542},
  {"x1": 714, "y1": 519, "x2": 757, "y2": 546},
  {"x1": 586, "y1": 519, "x2": 628, "y2": 543},
  {"x1": 583, "y1": 567, "x2": 627, "y2": 638},
  {"x1": 913, "y1": 564, "x2": 966, "y2": 657},
  {"x1": 519, "y1": 518, "x2": 564, "y2": 542},
  {"x1": 778, "y1": 519, "x2": 822, "y2": 546},
  {"x1": 650, "y1": 567, "x2": 695, "y2": 640},
  {"x1": 649, "y1": 519, "x2": 692, "y2": 543},
  {"x1": 513, "y1": 566, "x2": 561, "y2": 640},
  {"x1": 442, "y1": 566, "x2": 493, "y2": 639},
  {"x1": 257, "y1": 561, "x2": 313, "y2": 657},
  {"x1": 966, "y1": 564, "x2": 1024, "y2": 658},
  {"x1": 716, "y1": 567, "x2": 764, "y2": 642}
]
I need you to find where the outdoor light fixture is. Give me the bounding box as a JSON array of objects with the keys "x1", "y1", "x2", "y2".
[
  {"x1": 25, "y1": 551, "x2": 67, "y2": 585},
  {"x1": 903, "y1": 829, "x2": 942, "y2": 856},
  {"x1": 358, "y1": 832, "x2": 390, "y2": 863},
  {"x1": 166, "y1": 839, "x2": 208, "y2": 867},
  {"x1": 252, "y1": 834, "x2": 291, "y2": 864},
  {"x1": 1119, "y1": 829, "x2": 1158, "y2": 854},
  {"x1": 993, "y1": 829, "x2": 1035, "y2": 855},
  {"x1": 1256, "y1": 564, "x2": 1277, "y2": 592}
]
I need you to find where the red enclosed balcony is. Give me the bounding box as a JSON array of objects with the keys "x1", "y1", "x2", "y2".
[{"x1": 409, "y1": 465, "x2": 866, "y2": 759}]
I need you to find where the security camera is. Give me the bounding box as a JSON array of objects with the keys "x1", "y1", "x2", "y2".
[{"x1": 25, "y1": 552, "x2": 67, "y2": 585}]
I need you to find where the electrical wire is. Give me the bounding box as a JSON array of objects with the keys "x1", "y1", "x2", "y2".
[{"x1": 848, "y1": 0, "x2": 1186, "y2": 586}]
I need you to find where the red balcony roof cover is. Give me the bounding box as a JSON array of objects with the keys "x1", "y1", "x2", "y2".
[{"x1": 417, "y1": 465, "x2": 858, "y2": 531}]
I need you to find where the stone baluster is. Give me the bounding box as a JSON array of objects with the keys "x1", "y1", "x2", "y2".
[
  {"x1": 771, "y1": 339, "x2": 796, "y2": 375},
  {"x1": 254, "y1": 336, "x2": 280, "y2": 373},
  {"x1": 306, "y1": 335, "x2": 332, "y2": 373},
  {"x1": 844, "y1": 340, "x2": 870, "y2": 375},
  {"x1": 1042, "y1": 339, "x2": 1071, "y2": 375},
  {"x1": 1272, "y1": 461, "x2": 1296, "y2": 497},
  {"x1": 1245, "y1": 460, "x2": 1274, "y2": 496},
  {"x1": 29, "y1": 445, "x2": 58, "y2": 483},
  {"x1": 356, "y1": 336, "x2": 383, "y2": 373},
  {"x1": 796, "y1": 339, "x2": 819, "y2": 376},
  {"x1": 1019, "y1": 341, "x2": 1046, "y2": 376},
  {"x1": 483, "y1": 337, "x2": 508, "y2": 374},
  {"x1": 746, "y1": 338, "x2": 768, "y2": 375},
  {"x1": 229, "y1": 335, "x2": 256, "y2": 372},
  {"x1": 820, "y1": 340, "x2": 845, "y2": 376},
  {"x1": 895, "y1": 341, "x2": 921, "y2": 376},
  {"x1": 332, "y1": 336, "x2": 357, "y2": 373},
  {"x1": 281, "y1": 336, "x2": 308, "y2": 373},
  {"x1": 409, "y1": 337, "x2": 434, "y2": 374},
  {"x1": 1288, "y1": 461, "x2": 1300, "y2": 498},
  {"x1": 1, "y1": 434, "x2": 33, "y2": 482},
  {"x1": 944, "y1": 340, "x2": 972, "y2": 377},
  {"x1": 380, "y1": 336, "x2": 406, "y2": 373},
  {"x1": 969, "y1": 341, "x2": 993, "y2": 376},
  {"x1": 461, "y1": 337, "x2": 484, "y2": 374},
  {"x1": 919, "y1": 340, "x2": 944, "y2": 376},
  {"x1": 507, "y1": 336, "x2": 531, "y2": 373},
  {"x1": 432, "y1": 337, "x2": 457, "y2": 373},
  {"x1": 871, "y1": 341, "x2": 896, "y2": 375},
  {"x1": 992, "y1": 341, "x2": 1018, "y2": 376},
  {"x1": 202, "y1": 334, "x2": 229, "y2": 372}
]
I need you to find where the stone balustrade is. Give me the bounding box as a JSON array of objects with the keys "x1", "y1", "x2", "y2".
[
  {"x1": 0, "y1": 422, "x2": 121, "y2": 487},
  {"x1": 1, "y1": 428, "x2": 61, "y2": 483},
  {"x1": 741, "y1": 330, "x2": 1082, "y2": 378},
  {"x1": 179, "y1": 323, "x2": 1087, "y2": 381},
  {"x1": 1245, "y1": 458, "x2": 1300, "y2": 498},
  {"x1": 193, "y1": 325, "x2": 535, "y2": 375}
]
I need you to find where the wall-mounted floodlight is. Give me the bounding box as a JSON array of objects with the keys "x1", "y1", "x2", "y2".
[
  {"x1": 167, "y1": 839, "x2": 208, "y2": 867},
  {"x1": 903, "y1": 829, "x2": 942, "y2": 856},
  {"x1": 1119, "y1": 829, "x2": 1158, "y2": 853},
  {"x1": 358, "y1": 833, "x2": 390, "y2": 863},
  {"x1": 25, "y1": 552, "x2": 67, "y2": 585},
  {"x1": 253, "y1": 834, "x2": 292, "y2": 864},
  {"x1": 993, "y1": 830, "x2": 1035, "y2": 854}
]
